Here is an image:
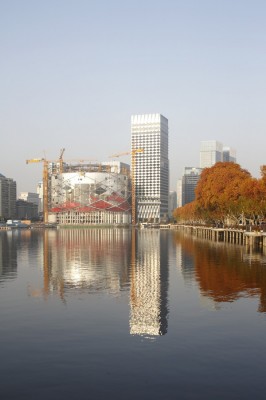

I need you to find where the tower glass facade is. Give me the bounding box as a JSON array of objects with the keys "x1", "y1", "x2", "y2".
[
  {"x1": 131, "y1": 114, "x2": 169, "y2": 223},
  {"x1": 181, "y1": 167, "x2": 202, "y2": 206}
]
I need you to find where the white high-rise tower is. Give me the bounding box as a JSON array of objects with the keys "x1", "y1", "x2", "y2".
[{"x1": 131, "y1": 114, "x2": 169, "y2": 223}]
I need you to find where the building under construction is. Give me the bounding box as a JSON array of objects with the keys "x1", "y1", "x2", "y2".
[{"x1": 47, "y1": 161, "x2": 131, "y2": 225}]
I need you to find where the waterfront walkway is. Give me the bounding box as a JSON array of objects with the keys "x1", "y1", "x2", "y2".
[{"x1": 164, "y1": 224, "x2": 266, "y2": 248}]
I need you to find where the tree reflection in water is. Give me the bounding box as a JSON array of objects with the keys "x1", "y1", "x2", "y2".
[{"x1": 174, "y1": 231, "x2": 266, "y2": 312}]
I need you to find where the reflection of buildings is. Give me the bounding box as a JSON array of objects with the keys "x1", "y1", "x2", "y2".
[
  {"x1": 130, "y1": 230, "x2": 169, "y2": 336},
  {"x1": 0, "y1": 229, "x2": 37, "y2": 283},
  {"x1": 175, "y1": 232, "x2": 196, "y2": 284},
  {"x1": 41, "y1": 229, "x2": 131, "y2": 298},
  {"x1": 0, "y1": 232, "x2": 17, "y2": 281}
]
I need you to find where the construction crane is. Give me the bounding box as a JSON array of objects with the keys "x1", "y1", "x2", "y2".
[
  {"x1": 64, "y1": 158, "x2": 97, "y2": 163},
  {"x1": 59, "y1": 148, "x2": 65, "y2": 173},
  {"x1": 26, "y1": 149, "x2": 66, "y2": 224},
  {"x1": 110, "y1": 148, "x2": 144, "y2": 225}
]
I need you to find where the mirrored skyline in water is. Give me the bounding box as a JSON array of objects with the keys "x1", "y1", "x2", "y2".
[{"x1": 2, "y1": 229, "x2": 266, "y2": 400}]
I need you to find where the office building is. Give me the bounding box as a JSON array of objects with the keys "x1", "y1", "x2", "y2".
[
  {"x1": 200, "y1": 140, "x2": 237, "y2": 169},
  {"x1": 19, "y1": 192, "x2": 41, "y2": 214},
  {"x1": 200, "y1": 140, "x2": 223, "y2": 168},
  {"x1": 179, "y1": 167, "x2": 202, "y2": 207},
  {"x1": 16, "y1": 199, "x2": 39, "y2": 220},
  {"x1": 19, "y1": 192, "x2": 40, "y2": 206},
  {"x1": 177, "y1": 179, "x2": 182, "y2": 208},
  {"x1": 0, "y1": 174, "x2": 16, "y2": 220},
  {"x1": 36, "y1": 182, "x2": 43, "y2": 213},
  {"x1": 131, "y1": 114, "x2": 169, "y2": 223},
  {"x1": 223, "y1": 146, "x2": 236, "y2": 163},
  {"x1": 168, "y1": 191, "x2": 177, "y2": 219}
]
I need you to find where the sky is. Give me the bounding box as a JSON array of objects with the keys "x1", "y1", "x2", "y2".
[{"x1": 1, "y1": 0, "x2": 266, "y2": 194}]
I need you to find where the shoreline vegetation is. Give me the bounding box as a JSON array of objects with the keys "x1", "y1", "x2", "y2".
[{"x1": 173, "y1": 162, "x2": 266, "y2": 228}]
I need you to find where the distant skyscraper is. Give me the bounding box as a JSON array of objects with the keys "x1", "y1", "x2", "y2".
[
  {"x1": 200, "y1": 140, "x2": 223, "y2": 168},
  {"x1": 37, "y1": 182, "x2": 43, "y2": 213},
  {"x1": 200, "y1": 140, "x2": 237, "y2": 169},
  {"x1": 179, "y1": 167, "x2": 202, "y2": 206},
  {"x1": 0, "y1": 173, "x2": 16, "y2": 219},
  {"x1": 131, "y1": 114, "x2": 169, "y2": 223},
  {"x1": 177, "y1": 179, "x2": 182, "y2": 208},
  {"x1": 222, "y1": 146, "x2": 236, "y2": 163},
  {"x1": 168, "y1": 191, "x2": 177, "y2": 218}
]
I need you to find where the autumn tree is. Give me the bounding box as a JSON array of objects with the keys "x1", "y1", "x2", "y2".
[
  {"x1": 173, "y1": 201, "x2": 197, "y2": 223},
  {"x1": 194, "y1": 162, "x2": 252, "y2": 224},
  {"x1": 260, "y1": 165, "x2": 266, "y2": 182},
  {"x1": 173, "y1": 162, "x2": 266, "y2": 225}
]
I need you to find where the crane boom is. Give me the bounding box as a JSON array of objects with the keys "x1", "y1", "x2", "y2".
[
  {"x1": 110, "y1": 149, "x2": 144, "y2": 158},
  {"x1": 26, "y1": 158, "x2": 45, "y2": 164}
]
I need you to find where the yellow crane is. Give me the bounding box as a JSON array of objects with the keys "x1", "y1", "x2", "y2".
[
  {"x1": 59, "y1": 148, "x2": 65, "y2": 173},
  {"x1": 26, "y1": 149, "x2": 66, "y2": 224},
  {"x1": 110, "y1": 148, "x2": 144, "y2": 225}
]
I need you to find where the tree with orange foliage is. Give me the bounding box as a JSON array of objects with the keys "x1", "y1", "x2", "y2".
[
  {"x1": 173, "y1": 162, "x2": 266, "y2": 225},
  {"x1": 238, "y1": 177, "x2": 266, "y2": 224},
  {"x1": 260, "y1": 165, "x2": 266, "y2": 182},
  {"x1": 195, "y1": 162, "x2": 251, "y2": 224},
  {"x1": 173, "y1": 201, "x2": 197, "y2": 223}
]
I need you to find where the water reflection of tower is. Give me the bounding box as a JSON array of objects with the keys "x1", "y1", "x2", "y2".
[
  {"x1": 173, "y1": 232, "x2": 196, "y2": 285},
  {"x1": 130, "y1": 230, "x2": 169, "y2": 336},
  {"x1": 180, "y1": 242, "x2": 196, "y2": 284}
]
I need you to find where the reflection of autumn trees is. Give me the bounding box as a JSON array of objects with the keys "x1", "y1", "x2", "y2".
[
  {"x1": 173, "y1": 162, "x2": 266, "y2": 225},
  {"x1": 174, "y1": 232, "x2": 266, "y2": 312}
]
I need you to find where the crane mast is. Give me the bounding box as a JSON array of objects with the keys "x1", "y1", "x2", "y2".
[{"x1": 26, "y1": 149, "x2": 65, "y2": 224}]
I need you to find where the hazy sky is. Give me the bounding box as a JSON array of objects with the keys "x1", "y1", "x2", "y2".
[{"x1": 1, "y1": 0, "x2": 266, "y2": 193}]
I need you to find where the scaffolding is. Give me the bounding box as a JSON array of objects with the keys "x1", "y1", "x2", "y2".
[
  {"x1": 27, "y1": 151, "x2": 132, "y2": 225},
  {"x1": 49, "y1": 161, "x2": 131, "y2": 225}
]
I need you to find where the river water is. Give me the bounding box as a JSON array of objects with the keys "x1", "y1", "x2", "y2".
[{"x1": 1, "y1": 228, "x2": 266, "y2": 400}]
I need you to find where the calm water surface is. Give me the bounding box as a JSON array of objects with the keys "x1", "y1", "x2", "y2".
[{"x1": 1, "y1": 228, "x2": 266, "y2": 400}]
